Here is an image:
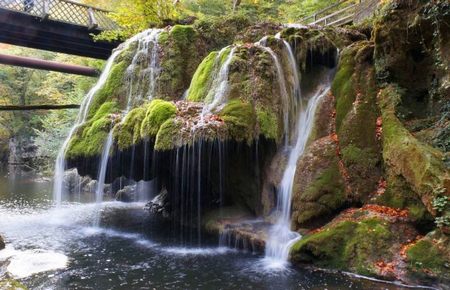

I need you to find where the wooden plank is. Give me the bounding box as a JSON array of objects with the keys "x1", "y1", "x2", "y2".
[{"x1": 0, "y1": 104, "x2": 80, "y2": 111}]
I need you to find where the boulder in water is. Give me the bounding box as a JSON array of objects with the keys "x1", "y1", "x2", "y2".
[
  {"x1": 145, "y1": 188, "x2": 170, "y2": 218},
  {"x1": 115, "y1": 185, "x2": 137, "y2": 202}
]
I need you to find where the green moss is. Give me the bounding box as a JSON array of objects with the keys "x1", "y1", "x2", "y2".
[
  {"x1": 154, "y1": 118, "x2": 182, "y2": 151},
  {"x1": 407, "y1": 240, "x2": 447, "y2": 273},
  {"x1": 341, "y1": 145, "x2": 378, "y2": 169},
  {"x1": 158, "y1": 25, "x2": 202, "y2": 99},
  {"x1": 256, "y1": 107, "x2": 278, "y2": 140},
  {"x1": 187, "y1": 51, "x2": 219, "y2": 102},
  {"x1": 86, "y1": 61, "x2": 127, "y2": 119},
  {"x1": 379, "y1": 85, "x2": 447, "y2": 214},
  {"x1": 294, "y1": 162, "x2": 346, "y2": 226},
  {"x1": 219, "y1": 99, "x2": 256, "y2": 143},
  {"x1": 0, "y1": 279, "x2": 27, "y2": 290},
  {"x1": 140, "y1": 99, "x2": 177, "y2": 139},
  {"x1": 114, "y1": 106, "x2": 147, "y2": 150},
  {"x1": 66, "y1": 102, "x2": 119, "y2": 158},
  {"x1": 291, "y1": 218, "x2": 392, "y2": 276}
]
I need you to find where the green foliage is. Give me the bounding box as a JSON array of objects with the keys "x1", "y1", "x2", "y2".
[
  {"x1": 432, "y1": 193, "x2": 449, "y2": 213},
  {"x1": 0, "y1": 45, "x2": 99, "y2": 170},
  {"x1": 95, "y1": 0, "x2": 177, "y2": 41}
]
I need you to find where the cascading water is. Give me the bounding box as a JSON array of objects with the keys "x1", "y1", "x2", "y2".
[
  {"x1": 260, "y1": 36, "x2": 333, "y2": 269},
  {"x1": 263, "y1": 85, "x2": 330, "y2": 269},
  {"x1": 53, "y1": 48, "x2": 126, "y2": 205},
  {"x1": 53, "y1": 28, "x2": 163, "y2": 206},
  {"x1": 93, "y1": 131, "x2": 114, "y2": 227},
  {"x1": 201, "y1": 46, "x2": 236, "y2": 116},
  {"x1": 92, "y1": 29, "x2": 163, "y2": 225},
  {"x1": 125, "y1": 29, "x2": 162, "y2": 110}
]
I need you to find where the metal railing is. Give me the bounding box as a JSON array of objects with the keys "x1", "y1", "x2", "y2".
[
  {"x1": 301, "y1": 0, "x2": 361, "y2": 27},
  {"x1": 0, "y1": 0, "x2": 118, "y2": 30}
]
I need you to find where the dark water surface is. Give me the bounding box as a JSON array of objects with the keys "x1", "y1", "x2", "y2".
[{"x1": 0, "y1": 172, "x2": 434, "y2": 290}]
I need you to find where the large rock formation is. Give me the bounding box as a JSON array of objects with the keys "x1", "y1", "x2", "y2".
[{"x1": 60, "y1": 0, "x2": 449, "y2": 286}]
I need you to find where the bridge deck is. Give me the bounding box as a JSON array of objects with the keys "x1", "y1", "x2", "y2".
[{"x1": 0, "y1": 0, "x2": 120, "y2": 59}]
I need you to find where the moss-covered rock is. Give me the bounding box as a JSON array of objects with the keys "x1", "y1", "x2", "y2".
[
  {"x1": 405, "y1": 232, "x2": 450, "y2": 284},
  {"x1": 332, "y1": 41, "x2": 382, "y2": 203},
  {"x1": 291, "y1": 209, "x2": 418, "y2": 278},
  {"x1": 114, "y1": 106, "x2": 147, "y2": 150},
  {"x1": 140, "y1": 99, "x2": 177, "y2": 139},
  {"x1": 66, "y1": 102, "x2": 119, "y2": 158},
  {"x1": 157, "y1": 25, "x2": 207, "y2": 100},
  {"x1": 378, "y1": 85, "x2": 449, "y2": 220},
  {"x1": 292, "y1": 136, "x2": 346, "y2": 229}
]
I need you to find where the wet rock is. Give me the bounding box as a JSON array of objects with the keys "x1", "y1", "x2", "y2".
[
  {"x1": 115, "y1": 185, "x2": 137, "y2": 202},
  {"x1": 145, "y1": 188, "x2": 170, "y2": 218},
  {"x1": 291, "y1": 206, "x2": 419, "y2": 282},
  {"x1": 292, "y1": 136, "x2": 346, "y2": 229},
  {"x1": 203, "y1": 206, "x2": 268, "y2": 253},
  {"x1": 0, "y1": 235, "x2": 5, "y2": 250}
]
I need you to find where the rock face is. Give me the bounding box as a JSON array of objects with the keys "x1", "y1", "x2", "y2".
[
  {"x1": 0, "y1": 234, "x2": 5, "y2": 250},
  {"x1": 60, "y1": 0, "x2": 449, "y2": 286},
  {"x1": 290, "y1": 1, "x2": 450, "y2": 287},
  {"x1": 291, "y1": 136, "x2": 346, "y2": 229}
]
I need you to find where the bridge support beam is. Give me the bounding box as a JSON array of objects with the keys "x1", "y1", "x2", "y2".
[{"x1": 0, "y1": 53, "x2": 100, "y2": 77}]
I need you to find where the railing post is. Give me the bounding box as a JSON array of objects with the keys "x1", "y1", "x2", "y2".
[
  {"x1": 41, "y1": 0, "x2": 50, "y2": 20},
  {"x1": 88, "y1": 8, "x2": 98, "y2": 30}
]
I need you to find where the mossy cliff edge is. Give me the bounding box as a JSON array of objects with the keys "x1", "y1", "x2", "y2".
[
  {"x1": 290, "y1": 1, "x2": 449, "y2": 287},
  {"x1": 63, "y1": 1, "x2": 449, "y2": 287}
]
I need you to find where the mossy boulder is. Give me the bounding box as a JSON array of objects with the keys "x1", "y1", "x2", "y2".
[
  {"x1": 374, "y1": 170, "x2": 433, "y2": 226},
  {"x1": 405, "y1": 232, "x2": 450, "y2": 284},
  {"x1": 292, "y1": 136, "x2": 346, "y2": 229},
  {"x1": 140, "y1": 99, "x2": 177, "y2": 139},
  {"x1": 114, "y1": 106, "x2": 147, "y2": 151},
  {"x1": 290, "y1": 209, "x2": 418, "y2": 278}
]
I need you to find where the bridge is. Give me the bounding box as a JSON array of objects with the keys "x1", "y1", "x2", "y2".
[
  {"x1": 0, "y1": 0, "x2": 120, "y2": 59},
  {"x1": 301, "y1": 0, "x2": 379, "y2": 27}
]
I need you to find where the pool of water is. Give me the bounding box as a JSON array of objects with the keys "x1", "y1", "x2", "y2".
[{"x1": 0, "y1": 171, "x2": 434, "y2": 289}]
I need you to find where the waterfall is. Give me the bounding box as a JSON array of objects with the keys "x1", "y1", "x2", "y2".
[
  {"x1": 92, "y1": 28, "x2": 163, "y2": 219},
  {"x1": 53, "y1": 28, "x2": 163, "y2": 205},
  {"x1": 202, "y1": 46, "x2": 236, "y2": 115},
  {"x1": 93, "y1": 131, "x2": 114, "y2": 227},
  {"x1": 263, "y1": 85, "x2": 330, "y2": 269},
  {"x1": 125, "y1": 29, "x2": 162, "y2": 110},
  {"x1": 53, "y1": 48, "x2": 124, "y2": 205}
]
